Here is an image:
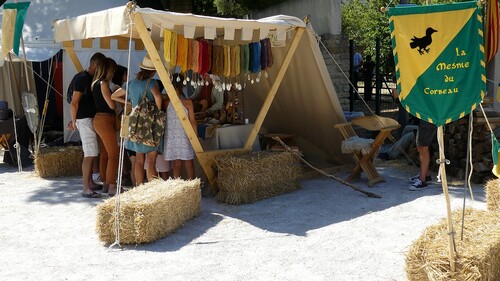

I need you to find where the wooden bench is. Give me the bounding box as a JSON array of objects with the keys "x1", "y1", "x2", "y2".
[{"x1": 334, "y1": 115, "x2": 400, "y2": 186}]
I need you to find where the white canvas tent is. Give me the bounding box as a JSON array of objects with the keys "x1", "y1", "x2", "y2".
[
  {"x1": 0, "y1": 0, "x2": 134, "y2": 143},
  {"x1": 52, "y1": 2, "x2": 349, "y2": 188}
]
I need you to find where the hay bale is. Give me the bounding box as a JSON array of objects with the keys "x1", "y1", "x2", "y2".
[
  {"x1": 485, "y1": 179, "x2": 500, "y2": 212},
  {"x1": 406, "y1": 208, "x2": 500, "y2": 281},
  {"x1": 215, "y1": 151, "x2": 302, "y2": 205},
  {"x1": 34, "y1": 146, "x2": 83, "y2": 178},
  {"x1": 96, "y1": 178, "x2": 201, "y2": 244}
]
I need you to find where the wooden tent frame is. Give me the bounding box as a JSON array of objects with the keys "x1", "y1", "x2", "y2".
[{"x1": 60, "y1": 10, "x2": 305, "y2": 193}]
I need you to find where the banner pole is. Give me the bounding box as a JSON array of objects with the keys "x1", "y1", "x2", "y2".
[{"x1": 437, "y1": 125, "x2": 456, "y2": 272}]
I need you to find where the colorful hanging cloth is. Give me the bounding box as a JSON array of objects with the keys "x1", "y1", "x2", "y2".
[
  {"x1": 265, "y1": 38, "x2": 274, "y2": 68},
  {"x1": 249, "y1": 41, "x2": 261, "y2": 73},
  {"x1": 233, "y1": 45, "x2": 241, "y2": 76},
  {"x1": 260, "y1": 38, "x2": 268, "y2": 70},
  {"x1": 176, "y1": 34, "x2": 189, "y2": 73},
  {"x1": 212, "y1": 45, "x2": 224, "y2": 76},
  {"x1": 223, "y1": 45, "x2": 231, "y2": 77},
  {"x1": 230, "y1": 46, "x2": 238, "y2": 77},
  {"x1": 241, "y1": 44, "x2": 250, "y2": 74},
  {"x1": 186, "y1": 39, "x2": 193, "y2": 71},
  {"x1": 163, "y1": 29, "x2": 172, "y2": 64},
  {"x1": 169, "y1": 32, "x2": 178, "y2": 68}
]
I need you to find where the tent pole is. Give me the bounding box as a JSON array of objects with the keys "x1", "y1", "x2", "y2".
[
  {"x1": 62, "y1": 41, "x2": 84, "y2": 72},
  {"x1": 437, "y1": 125, "x2": 456, "y2": 272},
  {"x1": 7, "y1": 53, "x2": 23, "y2": 172},
  {"x1": 243, "y1": 27, "x2": 305, "y2": 150},
  {"x1": 132, "y1": 12, "x2": 220, "y2": 189}
]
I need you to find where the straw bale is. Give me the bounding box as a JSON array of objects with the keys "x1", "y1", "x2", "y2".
[
  {"x1": 406, "y1": 208, "x2": 500, "y2": 281},
  {"x1": 485, "y1": 179, "x2": 500, "y2": 212},
  {"x1": 96, "y1": 178, "x2": 201, "y2": 244},
  {"x1": 34, "y1": 146, "x2": 83, "y2": 178},
  {"x1": 214, "y1": 151, "x2": 302, "y2": 205}
]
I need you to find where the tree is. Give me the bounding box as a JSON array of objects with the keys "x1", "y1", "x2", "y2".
[
  {"x1": 193, "y1": 0, "x2": 218, "y2": 16},
  {"x1": 342, "y1": 0, "x2": 466, "y2": 74},
  {"x1": 214, "y1": 0, "x2": 288, "y2": 17}
]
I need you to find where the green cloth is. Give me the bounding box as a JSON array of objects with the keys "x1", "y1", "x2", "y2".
[{"x1": 3, "y1": 2, "x2": 30, "y2": 56}]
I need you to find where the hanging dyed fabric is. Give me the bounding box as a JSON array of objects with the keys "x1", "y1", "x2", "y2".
[
  {"x1": 249, "y1": 41, "x2": 261, "y2": 73},
  {"x1": 212, "y1": 45, "x2": 224, "y2": 76},
  {"x1": 223, "y1": 45, "x2": 231, "y2": 77},
  {"x1": 169, "y1": 32, "x2": 178, "y2": 68},
  {"x1": 176, "y1": 34, "x2": 189, "y2": 73},
  {"x1": 163, "y1": 29, "x2": 172, "y2": 64},
  {"x1": 193, "y1": 40, "x2": 203, "y2": 73},
  {"x1": 186, "y1": 39, "x2": 193, "y2": 71},
  {"x1": 200, "y1": 41, "x2": 212, "y2": 74},
  {"x1": 260, "y1": 38, "x2": 268, "y2": 71},
  {"x1": 241, "y1": 44, "x2": 250, "y2": 74},
  {"x1": 264, "y1": 38, "x2": 274, "y2": 68},
  {"x1": 192, "y1": 40, "x2": 201, "y2": 73},
  {"x1": 234, "y1": 45, "x2": 241, "y2": 76}
]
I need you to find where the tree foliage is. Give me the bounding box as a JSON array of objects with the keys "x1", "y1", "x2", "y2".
[
  {"x1": 193, "y1": 0, "x2": 219, "y2": 16},
  {"x1": 214, "y1": 0, "x2": 288, "y2": 17},
  {"x1": 341, "y1": 0, "x2": 467, "y2": 74}
]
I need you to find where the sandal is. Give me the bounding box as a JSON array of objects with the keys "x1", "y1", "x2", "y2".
[{"x1": 81, "y1": 191, "x2": 102, "y2": 198}]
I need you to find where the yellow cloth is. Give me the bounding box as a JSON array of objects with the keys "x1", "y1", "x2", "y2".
[
  {"x1": 234, "y1": 45, "x2": 241, "y2": 76},
  {"x1": 176, "y1": 34, "x2": 188, "y2": 72},
  {"x1": 1, "y1": 9, "x2": 17, "y2": 60},
  {"x1": 223, "y1": 45, "x2": 231, "y2": 77},
  {"x1": 230, "y1": 46, "x2": 238, "y2": 78},
  {"x1": 169, "y1": 32, "x2": 178, "y2": 68},
  {"x1": 163, "y1": 29, "x2": 172, "y2": 63}
]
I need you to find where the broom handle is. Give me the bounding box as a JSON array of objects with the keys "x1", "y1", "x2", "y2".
[{"x1": 272, "y1": 137, "x2": 381, "y2": 199}]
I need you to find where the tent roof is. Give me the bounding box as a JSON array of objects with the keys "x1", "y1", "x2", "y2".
[
  {"x1": 0, "y1": 0, "x2": 126, "y2": 62},
  {"x1": 52, "y1": 2, "x2": 348, "y2": 166},
  {"x1": 53, "y1": 4, "x2": 306, "y2": 43}
]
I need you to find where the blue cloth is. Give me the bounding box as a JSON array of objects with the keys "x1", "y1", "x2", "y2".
[{"x1": 123, "y1": 79, "x2": 163, "y2": 153}]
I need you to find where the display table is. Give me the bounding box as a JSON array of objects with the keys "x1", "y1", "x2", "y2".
[{"x1": 199, "y1": 123, "x2": 261, "y2": 151}]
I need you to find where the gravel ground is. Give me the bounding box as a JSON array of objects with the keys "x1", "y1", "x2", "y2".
[{"x1": 0, "y1": 157, "x2": 486, "y2": 281}]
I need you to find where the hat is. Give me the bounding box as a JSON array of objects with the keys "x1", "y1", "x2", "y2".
[{"x1": 139, "y1": 55, "x2": 156, "y2": 71}]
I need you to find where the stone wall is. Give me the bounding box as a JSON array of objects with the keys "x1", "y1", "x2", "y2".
[{"x1": 320, "y1": 34, "x2": 351, "y2": 111}]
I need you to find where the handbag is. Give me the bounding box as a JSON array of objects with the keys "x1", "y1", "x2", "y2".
[{"x1": 127, "y1": 79, "x2": 166, "y2": 147}]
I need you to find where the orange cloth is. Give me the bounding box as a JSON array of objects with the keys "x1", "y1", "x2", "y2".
[
  {"x1": 176, "y1": 34, "x2": 188, "y2": 72},
  {"x1": 190, "y1": 40, "x2": 200, "y2": 72}
]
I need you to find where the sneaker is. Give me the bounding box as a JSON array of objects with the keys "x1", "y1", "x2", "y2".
[
  {"x1": 408, "y1": 179, "x2": 428, "y2": 191},
  {"x1": 92, "y1": 173, "x2": 103, "y2": 185},
  {"x1": 409, "y1": 174, "x2": 431, "y2": 183}
]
